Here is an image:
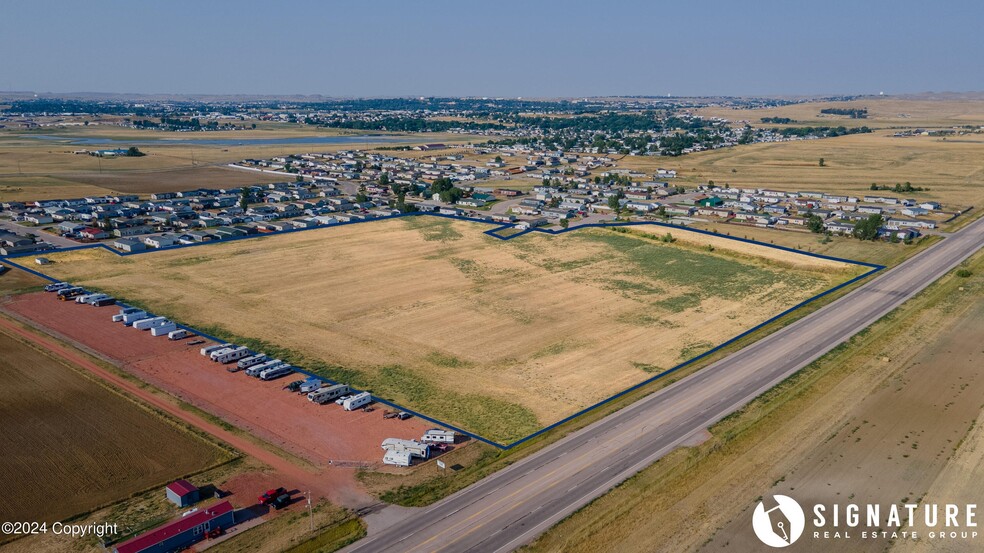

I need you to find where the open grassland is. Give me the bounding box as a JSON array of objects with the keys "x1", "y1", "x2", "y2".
[
  {"x1": 0, "y1": 325, "x2": 230, "y2": 526},
  {"x1": 0, "y1": 125, "x2": 472, "y2": 201},
  {"x1": 38, "y1": 217, "x2": 856, "y2": 443},
  {"x1": 619, "y1": 132, "x2": 984, "y2": 209},
  {"x1": 523, "y1": 252, "x2": 984, "y2": 553},
  {"x1": 695, "y1": 97, "x2": 984, "y2": 130}
]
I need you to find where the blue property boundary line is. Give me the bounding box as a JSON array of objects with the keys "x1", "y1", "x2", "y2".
[{"x1": 0, "y1": 212, "x2": 885, "y2": 449}]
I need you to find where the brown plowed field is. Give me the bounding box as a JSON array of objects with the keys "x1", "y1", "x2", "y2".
[
  {"x1": 3, "y1": 293, "x2": 432, "y2": 467},
  {"x1": 0, "y1": 322, "x2": 228, "y2": 525}
]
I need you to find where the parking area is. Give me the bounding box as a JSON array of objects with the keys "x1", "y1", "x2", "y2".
[{"x1": 3, "y1": 292, "x2": 434, "y2": 466}]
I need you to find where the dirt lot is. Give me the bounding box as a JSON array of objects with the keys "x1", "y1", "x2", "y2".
[
  {"x1": 3, "y1": 293, "x2": 433, "y2": 467},
  {"x1": 523, "y1": 253, "x2": 984, "y2": 553},
  {"x1": 36, "y1": 217, "x2": 855, "y2": 443},
  {"x1": 0, "y1": 322, "x2": 228, "y2": 526}
]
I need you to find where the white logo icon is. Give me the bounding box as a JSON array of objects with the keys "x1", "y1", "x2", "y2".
[{"x1": 752, "y1": 495, "x2": 805, "y2": 547}]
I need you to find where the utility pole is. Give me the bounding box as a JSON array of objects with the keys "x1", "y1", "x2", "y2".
[{"x1": 306, "y1": 491, "x2": 313, "y2": 533}]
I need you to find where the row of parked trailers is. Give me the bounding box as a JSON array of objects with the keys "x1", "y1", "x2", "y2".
[
  {"x1": 44, "y1": 282, "x2": 117, "y2": 307},
  {"x1": 108, "y1": 307, "x2": 187, "y2": 338},
  {"x1": 200, "y1": 344, "x2": 296, "y2": 381}
]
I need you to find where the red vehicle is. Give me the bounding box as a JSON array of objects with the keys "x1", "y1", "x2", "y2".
[{"x1": 258, "y1": 487, "x2": 287, "y2": 505}]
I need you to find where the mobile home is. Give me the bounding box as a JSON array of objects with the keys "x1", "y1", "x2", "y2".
[{"x1": 380, "y1": 438, "x2": 430, "y2": 459}]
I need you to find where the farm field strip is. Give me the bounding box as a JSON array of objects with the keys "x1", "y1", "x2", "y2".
[{"x1": 4, "y1": 214, "x2": 874, "y2": 445}]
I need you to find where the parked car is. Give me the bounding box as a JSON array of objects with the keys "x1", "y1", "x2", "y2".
[{"x1": 258, "y1": 487, "x2": 287, "y2": 505}]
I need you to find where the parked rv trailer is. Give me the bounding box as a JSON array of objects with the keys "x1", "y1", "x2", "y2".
[
  {"x1": 122, "y1": 311, "x2": 150, "y2": 325},
  {"x1": 150, "y1": 323, "x2": 177, "y2": 336},
  {"x1": 237, "y1": 354, "x2": 268, "y2": 369},
  {"x1": 421, "y1": 429, "x2": 456, "y2": 444},
  {"x1": 299, "y1": 379, "x2": 325, "y2": 394},
  {"x1": 168, "y1": 329, "x2": 189, "y2": 340},
  {"x1": 83, "y1": 293, "x2": 110, "y2": 305},
  {"x1": 111, "y1": 314, "x2": 125, "y2": 323},
  {"x1": 92, "y1": 297, "x2": 116, "y2": 307},
  {"x1": 57, "y1": 287, "x2": 84, "y2": 300},
  {"x1": 259, "y1": 365, "x2": 293, "y2": 381},
  {"x1": 308, "y1": 384, "x2": 351, "y2": 404},
  {"x1": 212, "y1": 346, "x2": 250, "y2": 364},
  {"x1": 343, "y1": 392, "x2": 373, "y2": 411},
  {"x1": 200, "y1": 344, "x2": 231, "y2": 357},
  {"x1": 119, "y1": 307, "x2": 142, "y2": 315},
  {"x1": 383, "y1": 450, "x2": 412, "y2": 467},
  {"x1": 44, "y1": 282, "x2": 71, "y2": 292},
  {"x1": 133, "y1": 316, "x2": 167, "y2": 330},
  {"x1": 245, "y1": 359, "x2": 282, "y2": 377},
  {"x1": 380, "y1": 438, "x2": 430, "y2": 459},
  {"x1": 75, "y1": 293, "x2": 99, "y2": 304}
]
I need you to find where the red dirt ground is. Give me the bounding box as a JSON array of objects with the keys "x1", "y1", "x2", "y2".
[{"x1": 1, "y1": 292, "x2": 441, "y2": 509}]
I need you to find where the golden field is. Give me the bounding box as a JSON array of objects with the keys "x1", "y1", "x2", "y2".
[{"x1": 37, "y1": 217, "x2": 858, "y2": 442}]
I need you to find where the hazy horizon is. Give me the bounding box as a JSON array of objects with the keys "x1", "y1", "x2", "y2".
[{"x1": 3, "y1": 0, "x2": 983, "y2": 98}]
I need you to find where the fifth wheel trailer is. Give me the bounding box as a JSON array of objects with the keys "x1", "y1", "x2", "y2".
[
  {"x1": 246, "y1": 359, "x2": 283, "y2": 377},
  {"x1": 237, "y1": 354, "x2": 269, "y2": 370},
  {"x1": 200, "y1": 344, "x2": 232, "y2": 357},
  {"x1": 421, "y1": 429, "x2": 456, "y2": 444}
]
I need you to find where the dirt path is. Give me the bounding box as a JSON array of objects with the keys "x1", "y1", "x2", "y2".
[{"x1": 0, "y1": 315, "x2": 374, "y2": 509}]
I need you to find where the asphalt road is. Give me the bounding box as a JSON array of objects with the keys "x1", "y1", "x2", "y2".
[{"x1": 344, "y1": 216, "x2": 984, "y2": 553}]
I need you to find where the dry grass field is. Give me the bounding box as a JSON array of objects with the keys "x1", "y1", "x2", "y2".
[
  {"x1": 37, "y1": 217, "x2": 857, "y2": 442},
  {"x1": 695, "y1": 97, "x2": 984, "y2": 129},
  {"x1": 619, "y1": 131, "x2": 984, "y2": 209},
  {"x1": 523, "y1": 251, "x2": 984, "y2": 553},
  {"x1": 0, "y1": 125, "x2": 472, "y2": 201},
  {"x1": 0, "y1": 324, "x2": 229, "y2": 526}
]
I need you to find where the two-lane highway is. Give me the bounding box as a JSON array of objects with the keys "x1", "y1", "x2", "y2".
[{"x1": 345, "y1": 216, "x2": 984, "y2": 553}]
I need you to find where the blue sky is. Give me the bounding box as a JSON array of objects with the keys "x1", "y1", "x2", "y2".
[{"x1": 2, "y1": 0, "x2": 982, "y2": 97}]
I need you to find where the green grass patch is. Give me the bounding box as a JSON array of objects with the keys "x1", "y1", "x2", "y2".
[
  {"x1": 404, "y1": 217, "x2": 463, "y2": 242},
  {"x1": 655, "y1": 293, "x2": 703, "y2": 313},
  {"x1": 283, "y1": 518, "x2": 366, "y2": 553}
]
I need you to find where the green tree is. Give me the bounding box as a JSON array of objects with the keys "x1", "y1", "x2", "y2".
[
  {"x1": 818, "y1": 157, "x2": 825, "y2": 167},
  {"x1": 852, "y1": 213, "x2": 883, "y2": 241},
  {"x1": 807, "y1": 214, "x2": 825, "y2": 233},
  {"x1": 559, "y1": 218, "x2": 569, "y2": 229},
  {"x1": 239, "y1": 187, "x2": 251, "y2": 210},
  {"x1": 379, "y1": 172, "x2": 390, "y2": 186}
]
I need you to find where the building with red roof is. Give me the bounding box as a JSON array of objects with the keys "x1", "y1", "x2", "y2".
[
  {"x1": 113, "y1": 500, "x2": 235, "y2": 553},
  {"x1": 165, "y1": 479, "x2": 199, "y2": 507}
]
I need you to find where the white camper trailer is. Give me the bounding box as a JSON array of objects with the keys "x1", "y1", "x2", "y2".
[{"x1": 342, "y1": 392, "x2": 372, "y2": 411}]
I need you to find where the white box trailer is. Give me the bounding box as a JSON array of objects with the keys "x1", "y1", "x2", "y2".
[
  {"x1": 150, "y1": 322, "x2": 177, "y2": 336},
  {"x1": 237, "y1": 354, "x2": 268, "y2": 370},
  {"x1": 200, "y1": 343, "x2": 232, "y2": 357},
  {"x1": 75, "y1": 293, "x2": 99, "y2": 304},
  {"x1": 212, "y1": 346, "x2": 250, "y2": 364},
  {"x1": 381, "y1": 438, "x2": 430, "y2": 459},
  {"x1": 133, "y1": 316, "x2": 168, "y2": 330},
  {"x1": 168, "y1": 329, "x2": 189, "y2": 340},
  {"x1": 111, "y1": 314, "x2": 125, "y2": 323},
  {"x1": 246, "y1": 359, "x2": 282, "y2": 377},
  {"x1": 308, "y1": 384, "x2": 351, "y2": 404},
  {"x1": 421, "y1": 429, "x2": 456, "y2": 444},
  {"x1": 383, "y1": 450, "x2": 413, "y2": 467},
  {"x1": 343, "y1": 392, "x2": 373, "y2": 411},
  {"x1": 122, "y1": 311, "x2": 150, "y2": 325},
  {"x1": 259, "y1": 365, "x2": 293, "y2": 381}
]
